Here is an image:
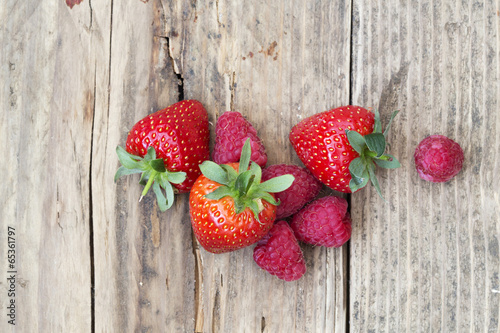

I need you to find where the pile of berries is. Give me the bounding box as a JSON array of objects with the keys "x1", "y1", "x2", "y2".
[{"x1": 116, "y1": 100, "x2": 464, "y2": 282}]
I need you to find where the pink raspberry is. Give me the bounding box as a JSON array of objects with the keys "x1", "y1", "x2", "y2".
[
  {"x1": 213, "y1": 111, "x2": 267, "y2": 167},
  {"x1": 414, "y1": 135, "x2": 464, "y2": 183},
  {"x1": 290, "y1": 196, "x2": 351, "y2": 248},
  {"x1": 253, "y1": 221, "x2": 306, "y2": 281},
  {"x1": 261, "y1": 164, "x2": 322, "y2": 219}
]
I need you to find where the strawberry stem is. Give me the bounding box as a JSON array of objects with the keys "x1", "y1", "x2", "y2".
[
  {"x1": 140, "y1": 170, "x2": 157, "y2": 201},
  {"x1": 115, "y1": 146, "x2": 187, "y2": 211}
]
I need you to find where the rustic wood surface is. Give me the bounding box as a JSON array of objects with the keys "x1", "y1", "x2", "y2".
[
  {"x1": 0, "y1": 0, "x2": 498, "y2": 332},
  {"x1": 350, "y1": 1, "x2": 500, "y2": 332}
]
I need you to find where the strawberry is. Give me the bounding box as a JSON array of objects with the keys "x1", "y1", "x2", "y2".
[
  {"x1": 261, "y1": 164, "x2": 322, "y2": 219},
  {"x1": 414, "y1": 134, "x2": 464, "y2": 183},
  {"x1": 253, "y1": 220, "x2": 306, "y2": 281},
  {"x1": 213, "y1": 111, "x2": 268, "y2": 167},
  {"x1": 115, "y1": 100, "x2": 210, "y2": 211},
  {"x1": 290, "y1": 196, "x2": 351, "y2": 248},
  {"x1": 189, "y1": 139, "x2": 294, "y2": 253},
  {"x1": 289, "y1": 106, "x2": 400, "y2": 198}
]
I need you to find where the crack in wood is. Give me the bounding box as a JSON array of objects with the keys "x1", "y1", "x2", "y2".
[
  {"x1": 230, "y1": 71, "x2": 236, "y2": 111},
  {"x1": 89, "y1": 56, "x2": 97, "y2": 333},
  {"x1": 88, "y1": 0, "x2": 93, "y2": 30},
  {"x1": 211, "y1": 288, "x2": 221, "y2": 333},
  {"x1": 159, "y1": 35, "x2": 184, "y2": 101},
  {"x1": 191, "y1": 232, "x2": 204, "y2": 332}
]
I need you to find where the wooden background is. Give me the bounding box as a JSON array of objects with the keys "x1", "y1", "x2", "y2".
[{"x1": 1, "y1": 0, "x2": 499, "y2": 332}]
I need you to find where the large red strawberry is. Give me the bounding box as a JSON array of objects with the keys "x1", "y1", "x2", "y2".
[
  {"x1": 190, "y1": 139, "x2": 294, "y2": 253},
  {"x1": 289, "y1": 106, "x2": 400, "y2": 197},
  {"x1": 115, "y1": 100, "x2": 210, "y2": 211}
]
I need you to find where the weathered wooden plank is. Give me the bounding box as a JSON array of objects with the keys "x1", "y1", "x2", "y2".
[
  {"x1": 0, "y1": 0, "x2": 96, "y2": 331},
  {"x1": 90, "y1": 0, "x2": 199, "y2": 332},
  {"x1": 350, "y1": 0, "x2": 500, "y2": 331},
  {"x1": 160, "y1": 0, "x2": 352, "y2": 331}
]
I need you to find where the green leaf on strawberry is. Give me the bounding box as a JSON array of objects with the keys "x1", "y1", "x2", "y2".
[
  {"x1": 346, "y1": 130, "x2": 366, "y2": 154},
  {"x1": 345, "y1": 109, "x2": 400, "y2": 199},
  {"x1": 115, "y1": 146, "x2": 187, "y2": 211}
]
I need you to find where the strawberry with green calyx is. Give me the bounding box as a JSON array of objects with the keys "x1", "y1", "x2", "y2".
[
  {"x1": 115, "y1": 100, "x2": 210, "y2": 211},
  {"x1": 289, "y1": 106, "x2": 400, "y2": 199},
  {"x1": 190, "y1": 139, "x2": 295, "y2": 253}
]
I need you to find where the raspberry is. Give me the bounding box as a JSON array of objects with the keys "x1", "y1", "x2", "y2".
[
  {"x1": 414, "y1": 135, "x2": 464, "y2": 183},
  {"x1": 213, "y1": 111, "x2": 267, "y2": 167},
  {"x1": 253, "y1": 221, "x2": 306, "y2": 281},
  {"x1": 290, "y1": 196, "x2": 351, "y2": 248},
  {"x1": 261, "y1": 164, "x2": 322, "y2": 219}
]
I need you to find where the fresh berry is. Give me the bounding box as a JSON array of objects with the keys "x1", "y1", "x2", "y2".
[
  {"x1": 414, "y1": 135, "x2": 464, "y2": 183},
  {"x1": 261, "y1": 164, "x2": 322, "y2": 219},
  {"x1": 253, "y1": 221, "x2": 306, "y2": 281},
  {"x1": 213, "y1": 111, "x2": 267, "y2": 167},
  {"x1": 290, "y1": 196, "x2": 352, "y2": 248},
  {"x1": 115, "y1": 100, "x2": 210, "y2": 211},
  {"x1": 289, "y1": 106, "x2": 400, "y2": 198},
  {"x1": 190, "y1": 139, "x2": 294, "y2": 253}
]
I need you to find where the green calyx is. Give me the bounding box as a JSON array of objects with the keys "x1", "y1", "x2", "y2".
[
  {"x1": 199, "y1": 138, "x2": 295, "y2": 223},
  {"x1": 114, "y1": 146, "x2": 186, "y2": 211},
  {"x1": 346, "y1": 109, "x2": 401, "y2": 200}
]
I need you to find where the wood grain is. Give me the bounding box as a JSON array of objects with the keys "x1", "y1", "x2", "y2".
[
  {"x1": 350, "y1": 0, "x2": 500, "y2": 331},
  {"x1": 90, "y1": 0, "x2": 198, "y2": 332},
  {"x1": 0, "y1": 0, "x2": 95, "y2": 331},
  {"x1": 2, "y1": 0, "x2": 499, "y2": 332}
]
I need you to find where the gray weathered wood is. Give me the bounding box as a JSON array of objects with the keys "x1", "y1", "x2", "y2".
[
  {"x1": 91, "y1": 0, "x2": 197, "y2": 332},
  {"x1": 0, "y1": 0, "x2": 95, "y2": 331},
  {"x1": 3, "y1": 0, "x2": 499, "y2": 331},
  {"x1": 350, "y1": 0, "x2": 500, "y2": 331}
]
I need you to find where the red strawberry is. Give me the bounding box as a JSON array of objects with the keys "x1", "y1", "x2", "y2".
[
  {"x1": 414, "y1": 135, "x2": 464, "y2": 183},
  {"x1": 213, "y1": 111, "x2": 267, "y2": 167},
  {"x1": 290, "y1": 196, "x2": 351, "y2": 248},
  {"x1": 253, "y1": 221, "x2": 306, "y2": 281},
  {"x1": 289, "y1": 106, "x2": 400, "y2": 198},
  {"x1": 190, "y1": 139, "x2": 294, "y2": 253},
  {"x1": 261, "y1": 164, "x2": 322, "y2": 219},
  {"x1": 115, "y1": 100, "x2": 210, "y2": 211}
]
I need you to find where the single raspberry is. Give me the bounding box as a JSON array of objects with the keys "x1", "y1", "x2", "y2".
[
  {"x1": 290, "y1": 196, "x2": 351, "y2": 248},
  {"x1": 414, "y1": 135, "x2": 464, "y2": 183},
  {"x1": 261, "y1": 164, "x2": 322, "y2": 219},
  {"x1": 253, "y1": 221, "x2": 306, "y2": 281},
  {"x1": 213, "y1": 111, "x2": 267, "y2": 167}
]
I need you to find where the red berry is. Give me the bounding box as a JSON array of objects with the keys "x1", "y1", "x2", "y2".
[
  {"x1": 261, "y1": 164, "x2": 322, "y2": 219},
  {"x1": 124, "y1": 100, "x2": 210, "y2": 192},
  {"x1": 115, "y1": 100, "x2": 210, "y2": 211},
  {"x1": 213, "y1": 111, "x2": 267, "y2": 167},
  {"x1": 190, "y1": 164, "x2": 276, "y2": 253},
  {"x1": 253, "y1": 221, "x2": 306, "y2": 281},
  {"x1": 190, "y1": 139, "x2": 294, "y2": 254},
  {"x1": 289, "y1": 106, "x2": 374, "y2": 192},
  {"x1": 290, "y1": 196, "x2": 351, "y2": 248},
  {"x1": 414, "y1": 135, "x2": 464, "y2": 183}
]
